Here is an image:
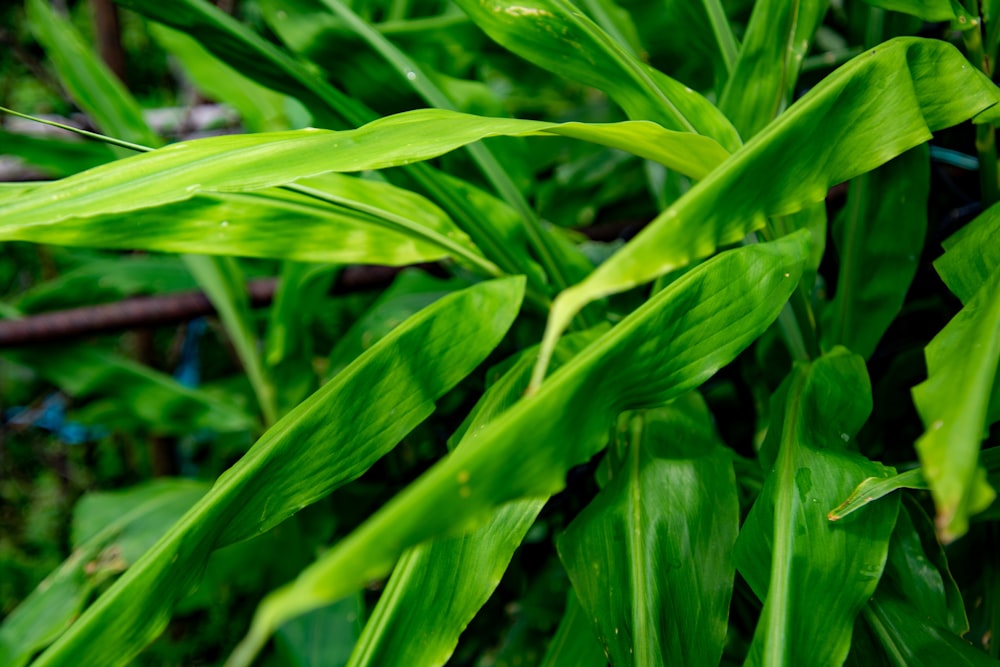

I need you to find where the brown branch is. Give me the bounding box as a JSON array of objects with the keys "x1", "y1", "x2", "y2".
[{"x1": 0, "y1": 264, "x2": 411, "y2": 348}]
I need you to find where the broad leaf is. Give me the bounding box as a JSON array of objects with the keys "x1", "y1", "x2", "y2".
[
  {"x1": 735, "y1": 349, "x2": 899, "y2": 666},
  {"x1": 935, "y1": 202, "x2": 1000, "y2": 305},
  {"x1": 823, "y1": 145, "x2": 929, "y2": 359},
  {"x1": 0, "y1": 480, "x2": 208, "y2": 667},
  {"x1": 859, "y1": 0, "x2": 971, "y2": 22},
  {"x1": 533, "y1": 37, "x2": 1000, "y2": 387},
  {"x1": 29, "y1": 277, "x2": 524, "y2": 667},
  {"x1": 912, "y1": 265, "x2": 1000, "y2": 541},
  {"x1": 557, "y1": 396, "x2": 738, "y2": 667},
  {"x1": 226, "y1": 232, "x2": 810, "y2": 666}
]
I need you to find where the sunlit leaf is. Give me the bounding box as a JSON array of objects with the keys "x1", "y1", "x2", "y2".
[
  {"x1": 935, "y1": 202, "x2": 1000, "y2": 305},
  {"x1": 227, "y1": 232, "x2": 810, "y2": 666},
  {"x1": 533, "y1": 37, "x2": 1000, "y2": 391},
  {"x1": 450, "y1": 0, "x2": 741, "y2": 150},
  {"x1": 29, "y1": 277, "x2": 524, "y2": 667}
]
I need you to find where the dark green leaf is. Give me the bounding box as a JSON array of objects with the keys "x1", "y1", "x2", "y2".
[{"x1": 557, "y1": 395, "x2": 738, "y2": 667}]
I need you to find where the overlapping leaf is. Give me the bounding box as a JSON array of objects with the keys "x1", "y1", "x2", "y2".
[
  {"x1": 225, "y1": 232, "x2": 810, "y2": 666},
  {"x1": 29, "y1": 277, "x2": 524, "y2": 667},
  {"x1": 735, "y1": 349, "x2": 899, "y2": 666},
  {"x1": 0, "y1": 481, "x2": 208, "y2": 667},
  {"x1": 531, "y1": 37, "x2": 1000, "y2": 388},
  {"x1": 451, "y1": 0, "x2": 740, "y2": 150}
]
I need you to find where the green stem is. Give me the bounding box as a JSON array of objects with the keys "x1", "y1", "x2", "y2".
[{"x1": 962, "y1": 15, "x2": 1000, "y2": 206}]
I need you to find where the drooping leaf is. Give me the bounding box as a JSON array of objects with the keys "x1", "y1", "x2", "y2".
[
  {"x1": 226, "y1": 232, "x2": 810, "y2": 666},
  {"x1": 912, "y1": 265, "x2": 1000, "y2": 542},
  {"x1": 556, "y1": 395, "x2": 738, "y2": 667},
  {"x1": 6, "y1": 175, "x2": 482, "y2": 269},
  {"x1": 274, "y1": 594, "x2": 364, "y2": 667},
  {"x1": 0, "y1": 480, "x2": 208, "y2": 667},
  {"x1": 450, "y1": 0, "x2": 741, "y2": 150},
  {"x1": 935, "y1": 202, "x2": 1000, "y2": 305},
  {"x1": 822, "y1": 145, "x2": 929, "y2": 359},
  {"x1": 29, "y1": 277, "x2": 524, "y2": 667},
  {"x1": 531, "y1": 37, "x2": 1000, "y2": 388},
  {"x1": 0, "y1": 109, "x2": 726, "y2": 236},
  {"x1": 735, "y1": 349, "x2": 899, "y2": 666}
]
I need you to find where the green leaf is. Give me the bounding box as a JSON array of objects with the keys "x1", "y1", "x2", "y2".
[
  {"x1": 29, "y1": 277, "x2": 524, "y2": 667},
  {"x1": 275, "y1": 595, "x2": 364, "y2": 667},
  {"x1": 5, "y1": 176, "x2": 479, "y2": 268},
  {"x1": 880, "y1": 498, "x2": 969, "y2": 636},
  {"x1": 227, "y1": 232, "x2": 810, "y2": 666},
  {"x1": 828, "y1": 469, "x2": 927, "y2": 521},
  {"x1": 25, "y1": 0, "x2": 161, "y2": 148},
  {"x1": 556, "y1": 395, "x2": 738, "y2": 667},
  {"x1": 0, "y1": 110, "x2": 726, "y2": 235},
  {"x1": 719, "y1": 0, "x2": 829, "y2": 140},
  {"x1": 935, "y1": 202, "x2": 1000, "y2": 305},
  {"x1": 532, "y1": 37, "x2": 1000, "y2": 388},
  {"x1": 912, "y1": 265, "x2": 1000, "y2": 542},
  {"x1": 0, "y1": 130, "x2": 115, "y2": 177},
  {"x1": 861, "y1": 590, "x2": 997, "y2": 666},
  {"x1": 2, "y1": 347, "x2": 256, "y2": 435},
  {"x1": 822, "y1": 145, "x2": 929, "y2": 359},
  {"x1": 538, "y1": 591, "x2": 607, "y2": 667},
  {"x1": 347, "y1": 326, "x2": 597, "y2": 667},
  {"x1": 183, "y1": 255, "x2": 277, "y2": 425},
  {"x1": 451, "y1": 0, "x2": 741, "y2": 150},
  {"x1": 327, "y1": 270, "x2": 472, "y2": 378},
  {"x1": 0, "y1": 480, "x2": 208, "y2": 667},
  {"x1": 859, "y1": 0, "x2": 971, "y2": 22},
  {"x1": 735, "y1": 349, "x2": 899, "y2": 667},
  {"x1": 149, "y1": 23, "x2": 307, "y2": 133}
]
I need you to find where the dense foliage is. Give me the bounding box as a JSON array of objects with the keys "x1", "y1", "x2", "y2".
[{"x1": 1, "y1": 0, "x2": 999, "y2": 665}]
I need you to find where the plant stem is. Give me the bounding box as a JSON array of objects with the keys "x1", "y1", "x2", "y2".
[{"x1": 962, "y1": 16, "x2": 1000, "y2": 207}]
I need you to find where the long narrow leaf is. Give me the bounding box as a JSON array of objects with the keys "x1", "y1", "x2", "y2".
[
  {"x1": 531, "y1": 37, "x2": 1000, "y2": 389},
  {"x1": 451, "y1": 0, "x2": 740, "y2": 149},
  {"x1": 226, "y1": 232, "x2": 811, "y2": 666},
  {"x1": 0, "y1": 109, "x2": 726, "y2": 235},
  {"x1": 29, "y1": 277, "x2": 524, "y2": 667}
]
